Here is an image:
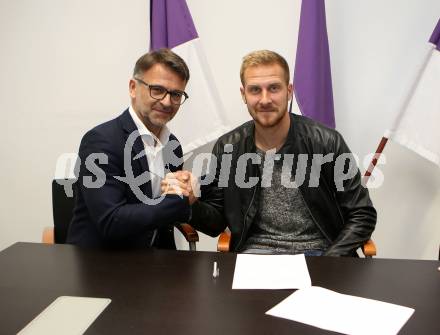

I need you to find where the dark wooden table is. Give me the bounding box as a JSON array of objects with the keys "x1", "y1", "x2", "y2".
[{"x1": 1, "y1": 242, "x2": 439, "y2": 334}]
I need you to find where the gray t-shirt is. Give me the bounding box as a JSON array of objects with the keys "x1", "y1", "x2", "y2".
[{"x1": 241, "y1": 148, "x2": 330, "y2": 254}]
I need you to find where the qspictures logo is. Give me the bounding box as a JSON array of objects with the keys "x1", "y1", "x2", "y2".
[{"x1": 54, "y1": 132, "x2": 386, "y2": 204}]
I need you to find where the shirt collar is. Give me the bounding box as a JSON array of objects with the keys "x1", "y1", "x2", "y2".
[{"x1": 128, "y1": 105, "x2": 170, "y2": 148}]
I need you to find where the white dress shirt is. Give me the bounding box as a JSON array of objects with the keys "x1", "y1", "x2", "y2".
[{"x1": 128, "y1": 106, "x2": 171, "y2": 198}]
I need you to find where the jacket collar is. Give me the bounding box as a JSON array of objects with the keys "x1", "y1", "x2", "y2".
[
  {"x1": 120, "y1": 108, "x2": 138, "y2": 134},
  {"x1": 245, "y1": 112, "x2": 296, "y2": 154}
]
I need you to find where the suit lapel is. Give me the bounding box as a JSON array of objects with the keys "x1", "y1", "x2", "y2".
[{"x1": 119, "y1": 109, "x2": 152, "y2": 196}]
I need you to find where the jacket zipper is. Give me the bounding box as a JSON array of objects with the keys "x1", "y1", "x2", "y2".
[{"x1": 236, "y1": 185, "x2": 258, "y2": 250}]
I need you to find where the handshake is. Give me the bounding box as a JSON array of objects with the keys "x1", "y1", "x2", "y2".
[{"x1": 160, "y1": 171, "x2": 200, "y2": 205}]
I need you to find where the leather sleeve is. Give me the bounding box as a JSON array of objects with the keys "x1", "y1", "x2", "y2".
[
  {"x1": 324, "y1": 131, "x2": 377, "y2": 256},
  {"x1": 189, "y1": 140, "x2": 228, "y2": 237}
]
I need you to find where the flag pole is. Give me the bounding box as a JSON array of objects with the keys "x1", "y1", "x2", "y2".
[
  {"x1": 362, "y1": 136, "x2": 388, "y2": 185},
  {"x1": 364, "y1": 19, "x2": 440, "y2": 185}
]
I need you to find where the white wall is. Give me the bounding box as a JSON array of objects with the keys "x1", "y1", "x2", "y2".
[
  {"x1": 1, "y1": 0, "x2": 439, "y2": 259},
  {"x1": 0, "y1": 0, "x2": 149, "y2": 249},
  {"x1": 325, "y1": 1, "x2": 440, "y2": 259}
]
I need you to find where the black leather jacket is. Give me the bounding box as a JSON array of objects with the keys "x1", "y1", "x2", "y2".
[{"x1": 191, "y1": 114, "x2": 376, "y2": 256}]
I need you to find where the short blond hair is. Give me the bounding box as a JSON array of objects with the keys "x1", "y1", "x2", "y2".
[{"x1": 240, "y1": 50, "x2": 290, "y2": 85}]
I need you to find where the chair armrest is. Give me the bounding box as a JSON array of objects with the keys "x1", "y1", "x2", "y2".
[
  {"x1": 176, "y1": 223, "x2": 199, "y2": 243},
  {"x1": 361, "y1": 239, "x2": 376, "y2": 258},
  {"x1": 42, "y1": 227, "x2": 55, "y2": 244},
  {"x1": 217, "y1": 231, "x2": 231, "y2": 252}
]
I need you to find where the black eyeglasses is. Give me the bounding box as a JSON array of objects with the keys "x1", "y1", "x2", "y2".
[{"x1": 134, "y1": 78, "x2": 189, "y2": 105}]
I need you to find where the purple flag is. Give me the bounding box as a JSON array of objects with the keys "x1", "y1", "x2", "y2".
[
  {"x1": 429, "y1": 18, "x2": 440, "y2": 50},
  {"x1": 148, "y1": 0, "x2": 231, "y2": 153},
  {"x1": 385, "y1": 18, "x2": 440, "y2": 166},
  {"x1": 294, "y1": 0, "x2": 335, "y2": 129},
  {"x1": 150, "y1": 0, "x2": 198, "y2": 50}
]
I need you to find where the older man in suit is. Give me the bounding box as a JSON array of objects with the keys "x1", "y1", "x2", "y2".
[{"x1": 67, "y1": 49, "x2": 195, "y2": 249}]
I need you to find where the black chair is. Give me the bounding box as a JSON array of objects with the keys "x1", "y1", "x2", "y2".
[{"x1": 43, "y1": 179, "x2": 199, "y2": 250}]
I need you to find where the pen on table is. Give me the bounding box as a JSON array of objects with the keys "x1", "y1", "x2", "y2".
[{"x1": 213, "y1": 261, "x2": 220, "y2": 278}]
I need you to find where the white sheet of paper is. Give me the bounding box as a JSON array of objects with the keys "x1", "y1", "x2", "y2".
[
  {"x1": 17, "y1": 296, "x2": 111, "y2": 335},
  {"x1": 232, "y1": 254, "x2": 312, "y2": 289},
  {"x1": 266, "y1": 286, "x2": 414, "y2": 335}
]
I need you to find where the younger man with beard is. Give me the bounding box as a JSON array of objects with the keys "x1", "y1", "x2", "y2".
[{"x1": 164, "y1": 50, "x2": 376, "y2": 256}]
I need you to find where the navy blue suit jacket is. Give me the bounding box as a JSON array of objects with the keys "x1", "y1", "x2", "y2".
[{"x1": 67, "y1": 109, "x2": 190, "y2": 249}]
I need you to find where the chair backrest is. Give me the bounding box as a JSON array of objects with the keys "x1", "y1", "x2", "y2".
[{"x1": 52, "y1": 179, "x2": 76, "y2": 244}]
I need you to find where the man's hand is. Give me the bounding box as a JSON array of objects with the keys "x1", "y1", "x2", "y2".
[{"x1": 161, "y1": 171, "x2": 200, "y2": 205}]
